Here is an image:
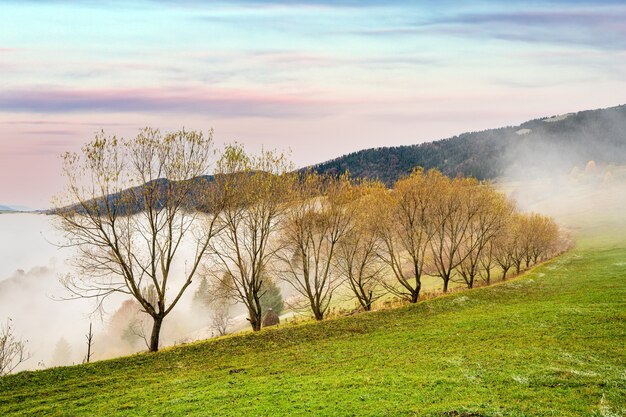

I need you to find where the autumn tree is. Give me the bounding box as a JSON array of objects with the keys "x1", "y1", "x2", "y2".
[
  {"x1": 478, "y1": 238, "x2": 497, "y2": 285},
  {"x1": 377, "y1": 170, "x2": 441, "y2": 302},
  {"x1": 336, "y1": 181, "x2": 387, "y2": 310},
  {"x1": 495, "y1": 212, "x2": 560, "y2": 278},
  {"x1": 428, "y1": 176, "x2": 483, "y2": 292},
  {"x1": 54, "y1": 128, "x2": 224, "y2": 352},
  {"x1": 277, "y1": 172, "x2": 355, "y2": 320},
  {"x1": 492, "y1": 223, "x2": 516, "y2": 280},
  {"x1": 210, "y1": 145, "x2": 295, "y2": 331},
  {"x1": 458, "y1": 185, "x2": 513, "y2": 289},
  {"x1": 525, "y1": 213, "x2": 560, "y2": 266},
  {"x1": 511, "y1": 214, "x2": 531, "y2": 274}
]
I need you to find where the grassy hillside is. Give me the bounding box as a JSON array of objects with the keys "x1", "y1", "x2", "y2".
[{"x1": 1, "y1": 234, "x2": 624, "y2": 416}]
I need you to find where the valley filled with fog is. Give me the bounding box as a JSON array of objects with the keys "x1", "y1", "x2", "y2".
[
  {"x1": 0, "y1": 213, "x2": 85, "y2": 369},
  {"x1": 0, "y1": 213, "x2": 252, "y2": 370}
]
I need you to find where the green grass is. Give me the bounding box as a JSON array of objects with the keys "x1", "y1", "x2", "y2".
[{"x1": 1, "y1": 242, "x2": 625, "y2": 416}]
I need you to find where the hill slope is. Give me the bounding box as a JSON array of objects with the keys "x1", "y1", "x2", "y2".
[
  {"x1": 312, "y1": 104, "x2": 626, "y2": 184},
  {"x1": 1, "y1": 240, "x2": 624, "y2": 416}
]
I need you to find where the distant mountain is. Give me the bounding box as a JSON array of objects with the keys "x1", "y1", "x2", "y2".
[
  {"x1": 0, "y1": 205, "x2": 32, "y2": 212},
  {"x1": 310, "y1": 104, "x2": 626, "y2": 184},
  {"x1": 53, "y1": 176, "x2": 216, "y2": 216}
]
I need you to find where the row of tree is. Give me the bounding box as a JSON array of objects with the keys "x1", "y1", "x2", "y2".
[
  {"x1": 273, "y1": 169, "x2": 564, "y2": 316},
  {"x1": 54, "y1": 129, "x2": 565, "y2": 352}
]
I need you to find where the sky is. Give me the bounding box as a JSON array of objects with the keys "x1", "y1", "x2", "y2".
[{"x1": 0, "y1": 0, "x2": 625, "y2": 208}]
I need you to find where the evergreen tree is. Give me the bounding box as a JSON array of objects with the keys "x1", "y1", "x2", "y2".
[
  {"x1": 260, "y1": 278, "x2": 284, "y2": 315},
  {"x1": 192, "y1": 276, "x2": 211, "y2": 312},
  {"x1": 51, "y1": 337, "x2": 72, "y2": 366}
]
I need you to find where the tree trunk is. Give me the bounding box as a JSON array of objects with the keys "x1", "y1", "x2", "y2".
[
  {"x1": 313, "y1": 312, "x2": 324, "y2": 321},
  {"x1": 85, "y1": 322, "x2": 93, "y2": 363},
  {"x1": 364, "y1": 290, "x2": 373, "y2": 311},
  {"x1": 358, "y1": 293, "x2": 373, "y2": 311},
  {"x1": 502, "y1": 267, "x2": 509, "y2": 281},
  {"x1": 248, "y1": 309, "x2": 262, "y2": 331},
  {"x1": 149, "y1": 316, "x2": 163, "y2": 352},
  {"x1": 443, "y1": 278, "x2": 449, "y2": 293},
  {"x1": 250, "y1": 317, "x2": 261, "y2": 331},
  {"x1": 409, "y1": 284, "x2": 421, "y2": 303},
  {"x1": 248, "y1": 295, "x2": 263, "y2": 331},
  {"x1": 313, "y1": 304, "x2": 324, "y2": 321}
]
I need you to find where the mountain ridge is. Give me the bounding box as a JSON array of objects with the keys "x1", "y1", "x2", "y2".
[
  {"x1": 309, "y1": 104, "x2": 626, "y2": 184},
  {"x1": 0, "y1": 205, "x2": 33, "y2": 212}
]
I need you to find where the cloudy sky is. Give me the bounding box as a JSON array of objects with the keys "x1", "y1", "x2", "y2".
[{"x1": 1, "y1": 0, "x2": 625, "y2": 208}]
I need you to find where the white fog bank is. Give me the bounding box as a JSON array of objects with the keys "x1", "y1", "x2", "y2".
[{"x1": 0, "y1": 213, "x2": 228, "y2": 371}]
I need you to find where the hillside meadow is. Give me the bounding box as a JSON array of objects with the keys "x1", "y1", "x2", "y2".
[{"x1": 0, "y1": 225, "x2": 624, "y2": 416}]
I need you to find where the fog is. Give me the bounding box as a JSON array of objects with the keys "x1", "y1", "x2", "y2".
[
  {"x1": 0, "y1": 213, "x2": 251, "y2": 371},
  {"x1": 499, "y1": 112, "x2": 626, "y2": 235},
  {"x1": 0, "y1": 213, "x2": 88, "y2": 369}
]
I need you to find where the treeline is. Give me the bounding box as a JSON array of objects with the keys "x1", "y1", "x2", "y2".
[
  {"x1": 53, "y1": 128, "x2": 567, "y2": 353},
  {"x1": 273, "y1": 169, "x2": 565, "y2": 317}
]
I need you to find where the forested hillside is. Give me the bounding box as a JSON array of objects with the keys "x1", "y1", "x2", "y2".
[{"x1": 311, "y1": 104, "x2": 626, "y2": 184}]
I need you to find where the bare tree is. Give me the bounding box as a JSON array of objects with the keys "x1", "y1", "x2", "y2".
[
  {"x1": 277, "y1": 173, "x2": 355, "y2": 320},
  {"x1": 199, "y1": 275, "x2": 234, "y2": 337},
  {"x1": 127, "y1": 315, "x2": 152, "y2": 350},
  {"x1": 54, "y1": 128, "x2": 224, "y2": 352},
  {"x1": 210, "y1": 300, "x2": 232, "y2": 337},
  {"x1": 84, "y1": 323, "x2": 94, "y2": 364},
  {"x1": 210, "y1": 144, "x2": 295, "y2": 331},
  {"x1": 0, "y1": 319, "x2": 30, "y2": 376}
]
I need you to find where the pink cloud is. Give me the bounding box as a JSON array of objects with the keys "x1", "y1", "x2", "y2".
[
  {"x1": 2, "y1": 120, "x2": 136, "y2": 127},
  {"x1": 0, "y1": 86, "x2": 342, "y2": 118}
]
